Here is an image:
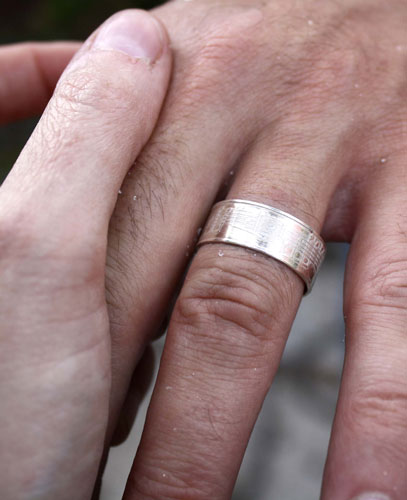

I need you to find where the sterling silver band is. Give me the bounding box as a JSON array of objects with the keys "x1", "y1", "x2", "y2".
[{"x1": 197, "y1": 199, "x2": 326, "y2": 294}]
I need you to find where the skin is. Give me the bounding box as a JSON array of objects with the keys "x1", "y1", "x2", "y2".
[{"x1": 0, "y1": 1, "x2": 406, "y2": 499}]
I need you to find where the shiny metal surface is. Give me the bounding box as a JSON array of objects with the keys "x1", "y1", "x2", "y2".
[{"x1": 197, "y1": 199, "x2": 326, "y2": 293}]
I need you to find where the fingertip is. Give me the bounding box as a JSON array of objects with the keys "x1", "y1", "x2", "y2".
[
  {"x1": 91, "y1": 10, "x2": 169, "y2": 64},
  {"x1": 65, "y1": 9, "x2": 171, "y2": 71}
]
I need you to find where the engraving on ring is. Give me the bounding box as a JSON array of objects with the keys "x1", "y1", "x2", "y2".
[{"x1": 198, "y1": 200, "x2": 326, "y2": 293}]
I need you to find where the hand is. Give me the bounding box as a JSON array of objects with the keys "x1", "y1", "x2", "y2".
[
  {"x1": 1, "y1": 1, "x2": 406, "y2": 499},
  {"x1": 0, "y1": 10, "x2": 171, "y2": 499},
  {"x1": 101, "y1": 1, "x2": 405, "y2": 499}
]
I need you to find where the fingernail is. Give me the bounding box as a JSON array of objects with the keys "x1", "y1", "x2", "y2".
[
  {"x1": 93, "y1": 10, "x2": 164, "y2": 62},
  {"x1": 350, "y1": 493, "x2": 391, "y2": 500}
]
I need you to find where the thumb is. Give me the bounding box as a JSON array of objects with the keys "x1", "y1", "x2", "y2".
[
  {"x1": 1, "y1": 9, "x2": 171, "y2": 252},
  {"x1": 0, "y1": 11, "x2": 171, "y2": 499}
]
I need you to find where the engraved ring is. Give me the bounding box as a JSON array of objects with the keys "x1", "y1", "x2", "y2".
[{"x1": 197, "y1": 199, "x2": 326, "y2": 294}]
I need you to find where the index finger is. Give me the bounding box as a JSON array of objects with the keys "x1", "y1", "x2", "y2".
[{"x1": 0, "y1": 42, "x2": 80, "y2": 124}]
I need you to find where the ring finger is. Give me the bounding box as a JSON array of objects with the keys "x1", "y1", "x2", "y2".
[{"x1": 123, "y1": 113, "x2": 349, "y2": 499}]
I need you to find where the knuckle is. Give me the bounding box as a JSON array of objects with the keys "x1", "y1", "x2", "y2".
[
  {"x1": 177, "y1": 9, "x2": 263, "y2": 107},
  {"x1": 286, "y1": 42, "x2": 368, "y2": 112},
  {"x1": 306, "y1": 45, "x2": 364, "y2": 94},
  {"x1": 127, "y1": 464, "x2": 213, "y2": 500},
  {"x1": 176, "y1": 266, "x2": 272, "y2": 340},
  {"x1": 53, "y1": 72, "x2": 98, "y2": 117},
  {"x1": 172, "y1": 249, "x2": 297, "y2": 361},
  {"x1": 347, "y1": 381, "x2": 407, "y2": 456},
  {"x1": 358, "y1": 250, "x2": 407, "y2": 312},
  {"x1": 197, "y1": 10, "x2": 261, "y2": 68},
  {"x1": 277, "y1": 15, "x2": 376, "y2": 106},
  {"x1": 53, "y1": 66, "x2": 130, "y2": 120},
  {"x1": 39, "y1": 65, "x2": 136, "y2": 160}
]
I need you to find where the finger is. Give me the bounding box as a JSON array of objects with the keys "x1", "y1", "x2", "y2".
[
  {"x1": 322, "y1": 150, "x2": 407, "y2": 500},
  {"x1": 103, "y1": 11, "x2": 264, "y2": 440},
  {"x1": 112, "y1": 346, "x2": 155, "y2": 446},
  {"x1": 0, "y1": 42, "x2": 80, "y2": 124},
  {"x1": 123, "y1": 116, "x2": 349, "y2": 498},
  {"x1": 0, "y1": 10, "x2": 171, "y2": 252},
  {"x1": 0, "y1": 11, "x2": 171, "y2": 499},
  {"x1": 95, "y1": 346, "x2": 156, "y2": 500}
]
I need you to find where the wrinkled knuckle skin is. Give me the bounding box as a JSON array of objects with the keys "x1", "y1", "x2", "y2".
[
  {"x1": 197, "y1": 12, "x2": 260, "y2": 70},
  {"x1": 32, "y1": 57, "x2": 139, "y2": 168},
  {"x1": 283, "y1": 42, "x2": 371, "y2": 114},
  {"x1": 346, "y1": 383, "x2": 407, "y2": 461},
  {"x1": 176, "y1": 9, "x2": 264, "y2": 108},
  {"x1": 304, "y1": 45, "x2": 364, "y2": 96},
  {"x1": 171, "y1": 250, "x2": 297, "y2": 360},
  {"x1": 271, "y1": 8, "x2": 389, "y2": 108},
  {"x1": 126, "y1": 461, "x2": 215, "y2": 500},
  {"x1": 176, "y1": 267, "x2": 272, "y2": 340},
  {"x1": 53, "y1": 66, "x2": 132, "y2": 122},
  {"x1": 357, "y1": 253, "x2": 407, "y2": 313}
]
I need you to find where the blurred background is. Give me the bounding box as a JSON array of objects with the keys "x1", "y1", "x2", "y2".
[{"x1": 0, "y1": 1, "x2": 348, "y2": 498}]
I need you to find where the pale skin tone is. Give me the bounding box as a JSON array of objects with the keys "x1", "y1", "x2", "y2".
[{"x1": 0, "y1": 1, "x2": 406, "y2": 499}]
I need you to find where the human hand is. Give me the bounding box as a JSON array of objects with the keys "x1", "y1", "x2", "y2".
[
  {"x1": 1, "y1": 0, "x2": 406, "y2": 499},
  {"x1": 0, "y1": 10, "x2": 171, "y2": 499},
  {"x1": 100, "y1": 1, "x2": 404, "y2": 499}
]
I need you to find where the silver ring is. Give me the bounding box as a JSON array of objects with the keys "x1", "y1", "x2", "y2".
[{"x1": 197, "y1": 199, "x2": 326, "y2": 294}]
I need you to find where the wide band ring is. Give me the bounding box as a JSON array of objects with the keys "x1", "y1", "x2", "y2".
[{"x1": 197, "y1": 199, "x2": 326, "y2": 294}]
